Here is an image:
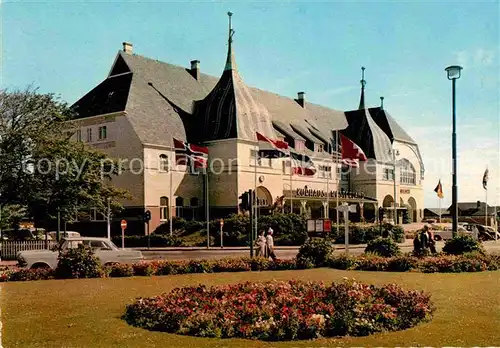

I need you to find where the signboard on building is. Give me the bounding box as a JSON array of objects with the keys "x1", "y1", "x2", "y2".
[
  {"x1": 400, "y1": 188, "x2": 411, "y2": 194},
  {"x1": 307, "y1": 219, "x2": 315, "y2": 233},
  {"x1": 307, "y1": 219, "x2": 331, "y2": 235}
]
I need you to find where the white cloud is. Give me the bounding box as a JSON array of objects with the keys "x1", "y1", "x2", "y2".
[{"x1": 454, "y1": 48, "x2": 496, "y2": 69}]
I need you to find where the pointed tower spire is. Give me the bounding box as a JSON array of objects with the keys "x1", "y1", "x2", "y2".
[
  {"x1": 358, "y1": 66, "x2": 366, "y2": 110},
  {"x1": 224, "y1": 11, "x2": 237, "y2": 71},
  {"x1": 380, "y1": 96, "x2": 384, "y2": 110}
]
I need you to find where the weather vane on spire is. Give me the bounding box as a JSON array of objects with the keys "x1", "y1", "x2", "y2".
[
  {"x1": 228, "y1": 11, "x2": 235, "y2": 43},
  {"x1": 360, "y1": 66, "x2": 366, "y2": 88}
]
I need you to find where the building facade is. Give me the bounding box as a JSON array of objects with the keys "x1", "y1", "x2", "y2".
[{"x1": 70, "y1": 19, "x2": 425, "y2": 235}]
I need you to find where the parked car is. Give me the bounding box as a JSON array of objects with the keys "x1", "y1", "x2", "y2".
[
  {"x1": 1, "y1": 228, "x2": 52, "y2": 241},
  {"x1": 48, "y1": 231, "x2": 81, "y2": 240},
  {"x1": 16, "y1": 237, "x2": 143, "y2": 269},
  {"x1": 462, "y1": 223, "x2": 500, "y2": 240},
  {"x1": 431, "y1": 225, "x2": 470, "y2": 241}
]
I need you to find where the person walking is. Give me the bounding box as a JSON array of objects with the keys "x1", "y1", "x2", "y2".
[
  {"x1": 266, "y1": 228, "x2": 276, "y2": 261},
  {"x1": 255, "y1": 230, "x2": 267, "y2": 257}
]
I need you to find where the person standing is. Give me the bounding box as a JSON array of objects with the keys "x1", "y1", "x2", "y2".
[
  {"x1": 472, "y1": 225, "x2": 479, "y2": 241},
  {"x1": 266, "y1": 228, "x2": 276, "y2": 261},
  {"x1": 255, "y1": 230, "x2": 267, "y2": 257}
]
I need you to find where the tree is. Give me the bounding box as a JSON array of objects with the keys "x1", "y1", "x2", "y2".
[{"x1": 0, "y1": 87, "x2": 129, "y2": 226}]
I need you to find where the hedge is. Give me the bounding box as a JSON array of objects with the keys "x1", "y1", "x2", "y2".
[{"x1": 2, "y1": 252, "x2": 499, "y2": 282}]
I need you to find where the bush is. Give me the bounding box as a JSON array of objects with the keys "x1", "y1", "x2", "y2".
[
  {"x1": 331, "y1": 223, "x2": 404, "y2": 244},
  {"x1": 108, "y1": 263, "x2": 134, "y2": 277},
  {"x1": 8, "y1": 268, "x2": 54, "y2": 281},
  {"x1": 327, "y1": 253, "x2": 357, "y2": 270},
  {"x1": 365, "y1": 237, "x2": 401, "y2": 257},
  {"x1": 55, "y1": 245, "x2": 104, "y2": 279},
  {"x1": 297, "y1": 238, "x2": 335, "y2": 267},
  {"x1": 387, "y1": 254, "x2": 420, "y2": 272},
  {"x1": 132, "y1": 262, "x2": 156, "y2": 276},
  {"x1": 123, "y1": 279, "x2": 434, "y2": 340},
  {"x1": 443, "y1": 235, "x2": 485, "y2": 255}
]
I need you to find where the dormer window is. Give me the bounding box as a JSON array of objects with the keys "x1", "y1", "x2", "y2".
[
  {"x1": 317, "y1": 144, "x2": 324, "y2": 153},
  {"x1": 295, "y1": 140, "x2": 305, "y2": 151}
]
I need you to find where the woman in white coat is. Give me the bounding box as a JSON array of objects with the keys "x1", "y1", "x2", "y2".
[
  {"x1": 255, "y1": 230, "x2": 267, "y2": 257},
  {"x1": 266, "y1": 228, "x2": 276, "y2": 261}
]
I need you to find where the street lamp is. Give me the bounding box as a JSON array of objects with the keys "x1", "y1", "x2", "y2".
[
  {"x1": 445, "y1": 65, "x2": 463, "y2": 237},
  {"x1": 389, "y1": 148, "x2": 399, "y2": 224}
]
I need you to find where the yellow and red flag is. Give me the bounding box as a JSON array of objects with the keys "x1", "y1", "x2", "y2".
[{"x1": 434, "y1": 179, "x2": 444, "y2": 199}]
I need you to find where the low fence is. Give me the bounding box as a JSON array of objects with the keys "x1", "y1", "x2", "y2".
[{"x1": 0, "y1": 240, "x2": 57, "y2": 261}]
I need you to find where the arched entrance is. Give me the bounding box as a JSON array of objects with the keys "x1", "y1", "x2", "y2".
[
  {"x1": 255, "y1": 186, "x2": 272, "y2": 207},
  {"x1": 383, "y1": 195, "x2": 395, "y2": 222},
  {"x1": 408, "y1": 197, "x2": 417, "y2": 222}
]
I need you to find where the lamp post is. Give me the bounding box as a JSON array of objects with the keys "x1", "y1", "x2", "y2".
[
  {"x1": 390, "y1": 148, "x2": 399, "y2": 224},
  {"x1": 445, "y1": 65, "x2": 463, "y2": 238}
]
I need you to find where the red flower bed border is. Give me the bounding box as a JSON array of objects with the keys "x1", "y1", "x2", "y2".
[
  {"x1": 1, "y1": 253, "x2": 499, "y2": 282},
  {"x1": 123, "y1": 279, "x2": 434, "y2": 341}
]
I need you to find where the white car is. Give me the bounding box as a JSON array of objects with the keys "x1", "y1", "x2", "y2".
[
  {"x1": 432, "y1": 225, "x2": 471, "y2": 241},
  {"x1": 17, "y1": 237, "x2": 143, "y2": 269}
]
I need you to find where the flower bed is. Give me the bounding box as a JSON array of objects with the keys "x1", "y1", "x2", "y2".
[
  {"x1": 1, "y1": 253, "x2": 499, "y2": 283},
  {"x1": 328, "y1": 253, "x2": 500, "y2": 273},
  {"x1": 123, "y1": 279, "x2": 434, "y2": 340}
]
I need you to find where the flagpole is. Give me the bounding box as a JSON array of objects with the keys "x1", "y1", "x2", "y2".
[
  {"x1": 485, "y1": 185, "x2": 488, "y2": 227},
  {"x1": 326, "y1": 156, "x2": 330, "y2": 219},
  {"x1": 206, "y1": 167, "x2": 210, "y2": 248},
  {"x1": 290, "y1": 153, "x2": 293, "y2": 214},
  {"x1": 169, "y1": 140, "x2": 173, "y2": 237},
  {"x1": 254, "y1": 143, "x2": 258, "y2": 241},
  {"x1": 335, "y1": 130, "x2": 340, "y2": 234},
  {"x1": 438, "y1": 196, "x2": 442, "y2": 223}
]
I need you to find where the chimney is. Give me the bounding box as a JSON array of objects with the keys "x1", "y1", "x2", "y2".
[
  {"x1": 122, "y1": 42, "x2": 133, "y2": 54},
  {"x1": 477, "y1": 200, "x2": 481, "y2": 209},
  {"x1": 190, "y1": 60, "x2": 200, "y2": 80},
  {"x1": 297, "y1": 92, "x2": 305, "y2": 108}
]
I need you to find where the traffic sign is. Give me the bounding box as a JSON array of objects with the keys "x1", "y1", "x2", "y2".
[{"x1": 120, "y1": 220, "x2": 127, "y2": 229}]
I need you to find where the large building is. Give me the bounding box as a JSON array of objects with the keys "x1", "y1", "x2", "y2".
[{"x1": 70, "y1": 16, "x2": 425, "y2": 235}]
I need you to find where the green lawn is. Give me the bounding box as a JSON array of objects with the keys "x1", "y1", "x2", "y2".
[{"x1": 2, "y1": 269, "x2": 500, "y2": 347}]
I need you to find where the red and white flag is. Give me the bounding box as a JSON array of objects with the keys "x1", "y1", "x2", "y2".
[
  {"x1": 340, "y1": 133, "x2": 367, "y2": 167},
  {"x1": 291, "y1": 152, "x2": 316, "y2": 176},
  {"x1": 173, "y1": 138, "x2": 208, "y2": 168},
  {"x1": 256, "y1": 132, "x2": 289, "y2": 158}
]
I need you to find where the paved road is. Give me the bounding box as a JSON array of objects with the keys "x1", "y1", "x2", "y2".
[{"x1": 139, "y1": 240, "x2": 500, "y2": 260}]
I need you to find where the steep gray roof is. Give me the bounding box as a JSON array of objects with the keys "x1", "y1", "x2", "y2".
[
  {"x1": 72, "y1": 49, "x2": 413, "y2": 152},
  {"x1": 115, "y1": 50, "x2": 346, "y2": 147}
]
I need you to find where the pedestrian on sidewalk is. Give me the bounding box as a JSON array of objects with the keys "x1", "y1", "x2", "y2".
[
  {"x1": 255, "y1": 230, "x2": 267, "y2": 257},
  {"x1": 266, "y1": 228, "x2": 277, "y2": 261}
]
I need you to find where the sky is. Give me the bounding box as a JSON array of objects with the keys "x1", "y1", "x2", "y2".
[{"x1": 1, "y1": 0, "x2": 499, "y2": 207}]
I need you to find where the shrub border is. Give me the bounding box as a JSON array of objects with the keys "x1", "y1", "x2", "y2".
[{"x1": 1, "y1": 252, "x2": 499, "y2": 282}]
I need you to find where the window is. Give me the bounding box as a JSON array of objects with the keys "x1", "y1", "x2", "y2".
[
  {"x1": 76, "y1": 129, "x2": 82, "y2": 142},
  {"x1": 90, "y1": 208, "x2": 105, "y2": 221},
  {"x1": 318, "y1": 165, "x2": 332, "y2": 178},
  {"x1": 317, "y1": 144, "x2": 324, "y2": 153},
  {"x1": 250, "y1": 149, "x2": 271, "y2": 167},
  {"x1": 160, "y1": 196, "x2": 169, "y2": 221},
  {"x1": 282, "y1": 159, "x2": 291, "y2": 174},
  {"x1": 400, "y1": 159, "x2": 416, "y2": 185},
  {"x1": 190, "y1": 197, "x2": 199, "y2": 206},
  {"x1": 383, "y1": 167, "x2": 395, "y2": 181},
  {"x1": 98, "y1": 126, "x2": 107, "y2": 140},
  {"x1": 86, "y1": 128, "x2": 93, "y2": 142},
  {"x1": 295, "y1": 140, "x2": 305, "y2": 151},
  {"x1": 159, "y1": 154, "x2": 169, "y2": 172},
  {"x1": 338, "y1": 166, "x2": 349, "y2": 181}
]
